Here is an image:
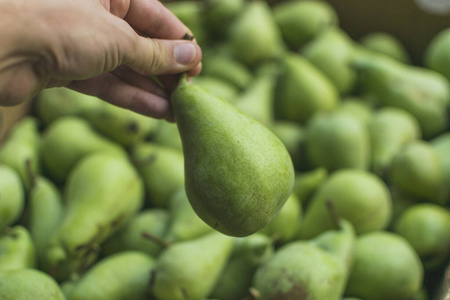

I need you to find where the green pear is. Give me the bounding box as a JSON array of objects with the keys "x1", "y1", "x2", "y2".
[
  {"x1": 233, "y1": 72, "x2": 276, "y2": 126},
  {"x1": 200, "y1": 52, "x2": 252, "y2": 90},
  {"x1": 345, "y1": 231, "x2": 423, "y2": 300},
  {"x1": 390, "y1": 140, "x2": 445, "y2": 204},
  {"x1": 40, "y1": 116, "x2": 125, "y2": 184},
  {"x1": 0, "y1": 165, "x2": 24, "y2": 231},
  {"x1": 84, "y1": 101, "x2": 159, "y2": 146},
  {"x1": 66, "y1": 251, "x2": 154, "y2": 300},
  {"x1": 35, "y1": 87, "x2": 102, "y2": 126},
  {"x1": 228, "y1": 0, "x2": 285, "y2": 66},
  {"x1": 431, "y1": 132, "x2": 450, "y2": 204},
  {"x1": 192, "y1": 75, "x2": 239, "y2": 103},
  {"x1": 302, "y1": 28, "x2": 357, "y2": 94},
  {"x1": 210, "y1": 233, "x2": 274, "y2": 300},
  {"x1": 0, "y1": 117, "x2": 40, "y2": 190},
  {"x1": 164, "y1": 187, "x2": 213, "y2": 243},
  {"x1": 394, "y1": 203, "x2": 450, "y2": 270},
  {"x1": 0, "y1": 226, "x2": 36, "y2": 270},
  {"x1": 359, "y1": 31, "x2": 411, "y2": 63},
  {"x1": 43, "y1": 152, "x2": 144, "y2": 280},
  {"x1": 334, "y1": 97, "x2": 374, "y2": 126},
  {"x1": 293, "y1": 167, "x2": 328, "y2": 206},
  {"x1": 368, "y1": 107, "x2": 421, "y2": 177},
  {"x1": 273, "y1": 0, "x2": 339, "y2": 50},
  {"x1": 274, "y1": 53, "x2": 339, "y2": 124},
  {"x1": 131, "y1": 142, "x2": 184, "y2": 207},
  {"x1": 0, "y1": 268, "x2": 66, "y2": 300},
  {"x1": 101, "y1": 209, "x2": 170, "y2": 258},
  {"x1": 171, "y1": 76, "x2": 295, "y2": 237},
  {"x1": 424, "y1": 28, "x2": 450, "y2": 82},
  {"x1": 300, "y1": 169, "x2": 392, "y2": 238},
  {"x1": 27, "y1": 176, "x2": 63, "y2": 263},
  {"x1": 203, "y1": 0, "x2": 244, "y2": 39},
  {"x1": 150, "y1": 232, "x2": 235, "y2": 300},
  {"x1": 252, "y1": 220, "x2": 356, "y2": 300},
  {"x1": 150, "y1": 120, "x2": 183, "y2": 151},
  {"x1": 353, "y1": 52, "x2": 450, "y2": 139},
  {"x1": 259, "y1": 193, "x2": 302, "y2": 244},
  {"x1": 269, "y1": 121, "x2": 306, "y2": 170},
  {"x1": 305, "y1": 111, "x2": 370, "y2": 171}
]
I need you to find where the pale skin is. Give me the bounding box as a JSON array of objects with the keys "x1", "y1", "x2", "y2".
[{"x1": 0, "y1": 0, "x2": 202, "y2": 119}]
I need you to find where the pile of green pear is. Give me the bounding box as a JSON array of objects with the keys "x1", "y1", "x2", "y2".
[{"x1": 2, "y1": 0, "x2": 450, "y2": 299}]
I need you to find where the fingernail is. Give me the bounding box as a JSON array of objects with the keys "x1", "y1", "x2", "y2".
[{"x1": 175, "y1": 43, "x2": 197, "y2": 65}]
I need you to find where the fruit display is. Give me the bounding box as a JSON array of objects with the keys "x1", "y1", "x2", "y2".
[{"x1": 2, "y1": 0, "x2": 450, "y2": 299}]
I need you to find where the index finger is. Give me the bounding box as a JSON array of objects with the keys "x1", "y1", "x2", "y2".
[{"x1": 119, "y1": 0, "x2": 191, "y2": 39}]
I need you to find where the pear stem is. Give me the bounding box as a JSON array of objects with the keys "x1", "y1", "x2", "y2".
[
  {"x1": 141, "y1": 231, "x2": 170, "y2": 249},
  {"x1": 243, "y1": 288, "x2": 260, "y2": 300},
  {"x1": 25, "y1": 158, "x2": 37, "y2": 190},
  {"x1": 325, "y1": 199, "x2": 341, "y2": 230}
]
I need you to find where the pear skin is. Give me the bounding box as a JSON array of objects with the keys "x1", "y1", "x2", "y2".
[
  {"x1": 0, "y1": 268, "x2": 66, "y2": 300},
  {"x1": 0, "y1": 117, "x2": 40, "y2": 190},
  {"x1": 150, "y1": 232, "x2": 235, "y2": 300},
  {"x1": 170, "y1": 76, "x2": 295, "y2": 237},
  {"x1": 67, "y1": 251, "x2": 154, "y2": 300},
  {"x1": 425, "y1": 28, "x2": 450, "y2": 82},
  {"x1": 359, "y1": 31, "x2": 411, "y2": 63},
  {"x1": 0, "y1": 226, "x2": 36, "y2": 270},
  {"x1": 0, "y1": 165, "x2": 24, "y2": 232}
]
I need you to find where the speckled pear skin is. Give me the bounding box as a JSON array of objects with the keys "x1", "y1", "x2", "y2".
[{"x1": 171, "y1": 77, "x2": 295, "y2": 237}]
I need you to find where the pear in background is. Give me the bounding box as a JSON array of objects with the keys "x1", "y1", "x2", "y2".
[
  {"x1": 43, "y1": 152, "x2": 144, "y2": 280},
  {"x1": 27, "y1": 176, "x2": 63, "y2": 264},
  {"x1": 234, "y1": 72, "x2": 276, "y2": 127},
  {"x1": 101, "y1": 209, "x2": 170, "y2": 258},
  {"x1": 353, "y1": 52, "x2": 450, "y2": 139},
  {"x1": 192, "y1": 75, "x2": 239, "y2": 103},
  {"x1": 0, "y1": 226, "x2": 35, "y2": 270},
  {"x1": 394, "y1": 203, "x2": 450, "y2": 270},
  {"x1": 150, "y1": 232, "x2": 235, "y2": 300},
  {"x1": 228, "y1": 0, "x2": 285, "y2": 66},
  {"x1": 171, "y1": 76, "x2": 294, "y2": 237},
  {"x1": 85, "y1": 101, "x2": 158, "y2": 147},
  {"x1": 40, "y1": 116, "x2": 125, "y2": 184},
  {"x1": 424, "y1": 28, "x2": 450, "y2": 81},
  {"x1": 35, "y1": 87, "x2": 102, "y2": 126},
  {"x1": 368, "y1": 107, "x2": 421, "y2": 177},
  {"x1": 164, "y1": 187, "x2": 213, "y2": 243},
  {"x1": 293, "y1": 167, "x2": 328, "y2": 206},
  {"x1": 150, "y1": 120, "x2": 183, "y2": 151},
  {"x1": 203, "y1": 0, "x2": 244, "y2": 40},
  {"x1": 252, "y1": 219, "x2": 355, "y2": 300},
  {"x1": 210, "y1": 233, "x2": 274, "y2": 300},
  {"x1": 390, "y1": 140, "x2": 445, "y2": 204},
  {"x1": 165, "y1": 1, "x2": 208, "y2": 47},
  {"x1": 131, "y1": 142, "x2": 184, "y2": 207},
  {"x1": 0, "y1": 117, "x2": 40, "y2": 191},
  {"x1": 333, "y1": 97, "x2": 374, "y2": 126},
  {"x1": 345, "y1": 232, "x2": 423, "y2": 300},
  {"x1": 273, "y1": 0, "x2": 339, "y2": 50},
  {"x1": 200, "y1": 51, "x2": 253, "y2": 90},
  {"x1": 300, "y1": 169, "x2": 392, "y2": 238},
  {"x1": 0, "y1": 268, "x2": 66, "y2": 300},
  {"x1": 269, "y1": 121, "x2": 306, "y2": 170},
  {"x1": 431, "y1": 132, "x2": 450, "y2": 204},
  {"x1": 305, "y1": 111, "x2": 370, "y2": 171},
  {"x1": 66, "y1": 251, "x2": 154, "y2": 300},
  {"x1": 274, "y1": 53, "x2": 339, "y2": 124},
  {"x1": 0, "y1": 165, "x2": 24, "y2": 232},
  {"x1": 359, "y1": 31, "x2": 411, "y2": 63},
  {"x1": 302, "y1": 28, "x2": 357, "y2": 94},
  {"x1": 259, "y1": 193, "x2": 302, "y2": 245}
]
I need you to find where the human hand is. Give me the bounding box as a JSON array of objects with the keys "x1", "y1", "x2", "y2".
[{"x1": 0, "y1": 0, "x2": 202, "y2": 119}]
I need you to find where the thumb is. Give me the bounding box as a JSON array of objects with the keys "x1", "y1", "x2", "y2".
[{"x1": 124, "y1": 36, "x2": 202, "y2": 76}]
